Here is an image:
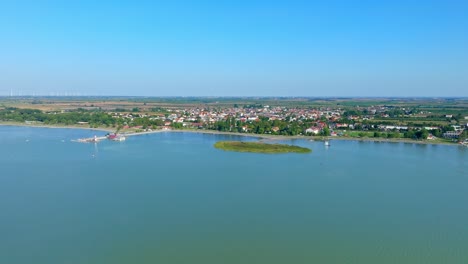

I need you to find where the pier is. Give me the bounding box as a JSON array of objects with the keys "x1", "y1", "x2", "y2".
[
  {"x1": 72, "y1": 135, "x2": 107, "y2": 143},
  {"x1": 71, "y1": 130, "x2": 171, "y2": 143}
]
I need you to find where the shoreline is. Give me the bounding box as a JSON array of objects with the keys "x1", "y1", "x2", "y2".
[
  {"x1": 0, "y1": 122, "x2": 114, "y2": 133},
  {"x1": 325, "y1": 135, "x2": 458, "y2": 146},
  {"x1": 124, "y1": 129, "x2": 461, "y2": 146},
  {"x1": 0, "y1": 122, "x2": 462, "y2": 147},
  {"x1": 167, "y1": 129, "x2": 459, "y2": 146}
]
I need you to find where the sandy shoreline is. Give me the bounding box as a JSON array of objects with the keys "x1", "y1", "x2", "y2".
[
  {"x1": 128, "y1": 129, "x2": 460, "y2": 146},
  {"x1": 325, "y1": 135, "x2": 458, "y2": 146},
  {"x1": 165, "y1": 129, "x2": 459, "y2": 146},
  {"x1": 0, "y1": 122, "x2": 114, "y2": 132},
  {"x1": 0, "y1": 122, "x2": 461, "y2": 146}
]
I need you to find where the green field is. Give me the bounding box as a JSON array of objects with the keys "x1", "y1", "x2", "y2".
[{"x1": 214, "y1": 141, "x2": 311, "y2": 154}]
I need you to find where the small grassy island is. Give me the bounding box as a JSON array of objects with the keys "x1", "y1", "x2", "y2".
[{"x1": 214, "y1": 141, "x2": 311, "y2": 154}]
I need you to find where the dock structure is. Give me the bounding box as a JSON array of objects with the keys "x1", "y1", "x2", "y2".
[
  {"x1": 72, "y1": 129, "x2": 166, "y2": 143},
  {"x1": 72, "y1": 135, "x2": 106, "y2": 143},
  {"x1": 107, "y1": 133, "x2": 126, "y2": 141}
]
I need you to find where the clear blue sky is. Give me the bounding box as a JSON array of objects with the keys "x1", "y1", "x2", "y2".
[{"x1": 1, "y1": 0, "x2": 467, "y2": 96}]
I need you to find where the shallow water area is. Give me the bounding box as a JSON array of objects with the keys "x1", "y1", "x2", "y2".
[{"x1": 1, "y1": 126, "x2": 467, "y2": 264}]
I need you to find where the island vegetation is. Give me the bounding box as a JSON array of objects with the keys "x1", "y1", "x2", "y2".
[{"x1": 214, "y1": 141, "x2": 311, "y2": 154}]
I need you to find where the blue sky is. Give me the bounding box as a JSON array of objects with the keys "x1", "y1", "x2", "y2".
[{"x1": 0, "y1": 0, "x2": 467, "y2": 96}]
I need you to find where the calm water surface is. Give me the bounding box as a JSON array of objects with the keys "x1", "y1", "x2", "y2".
[{"x1": 1, "y1": 126, "x2": 467, "y2": 264}]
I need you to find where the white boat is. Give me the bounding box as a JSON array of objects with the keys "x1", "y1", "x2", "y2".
[
  {"x1": 115, "y1": 136, "x2": 126, "y2": 141},
  {"x1": 324, "y1": 140, "x2": 330, "y2": 146}
]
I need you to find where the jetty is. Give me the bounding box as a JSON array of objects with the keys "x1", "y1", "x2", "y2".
[
  {"x1": 72, "y1": 131, "x2": 140, "y2": 143},
  {"x1": 72, "y1": 135, "x2": 107, "y2": 143},
  {"x1": 72, "y1": 129, "x2": 171, "y2": 143}
]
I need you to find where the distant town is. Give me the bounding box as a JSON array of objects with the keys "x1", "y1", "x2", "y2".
[{"x1": 1, "y1": 97, "x2": 467, "y2": 145}]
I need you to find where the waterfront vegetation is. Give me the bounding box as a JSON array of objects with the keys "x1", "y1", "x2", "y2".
[
  {"x1": 214, "y1": 141, "x2": 311, "y2": 154},
  {"x1": 0, "y1": 97, "x2": 467, "y2": 144}
]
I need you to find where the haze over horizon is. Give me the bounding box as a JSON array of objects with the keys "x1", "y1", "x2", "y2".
[{"x1": 1, "y1": 1, "x2": 467, "y2": 97}]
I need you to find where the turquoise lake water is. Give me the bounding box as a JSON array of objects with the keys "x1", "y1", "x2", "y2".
[{"x1": 1, "y1": 126, "x2": 467, "y2": 264}]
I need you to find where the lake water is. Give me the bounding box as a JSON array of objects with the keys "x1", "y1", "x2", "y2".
[{"x1": 1, "y1": 126, "x2": 467, "y2": 264}]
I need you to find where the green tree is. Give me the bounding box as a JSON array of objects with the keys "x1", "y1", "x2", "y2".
[
  {"x1": 321, "y1": 127, "x2": 331, "y2": 136},
  {"x1": 459, "y1": 130, "x2": 467, "y2": 141},
  {"x1": 404, "y1": 130, "x2": 416, "y2": 139},
  {"x1": 415, "y1": 129, "x2": 429, "y2": 140},
  {"x1": 172, "y1": 122, "x2": 183, "y2": 129}
]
